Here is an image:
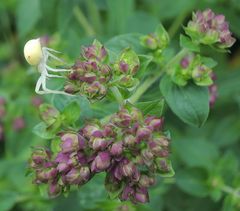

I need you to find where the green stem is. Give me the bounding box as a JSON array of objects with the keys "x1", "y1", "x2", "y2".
[
  {"x1": 168, "y1": 11, "x2": 188, "y2": 38},
  {"x1": 129, "y1": 48, "x2": 188, "y2": 103},
  {"x1": 221, "y1": 185, "x2": 240, "y2": 198},
  {"x1": 73, "y1": 6, "x2": 95, "y2": 36},
  {"x1": 110, "y1": 86, "x2": 124, "y2": 105}
]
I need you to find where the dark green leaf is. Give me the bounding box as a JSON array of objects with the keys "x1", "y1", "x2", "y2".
[
  {"x1": 160, "y1": 75, "x2": 210, "y2": 127},
  {"x1": 176, "y1": 168, "x2": 209, "y2": 197}
]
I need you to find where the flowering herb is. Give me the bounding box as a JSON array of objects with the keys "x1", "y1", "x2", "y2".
[{"x1": 26, "y1": 8, "x2": 236, "y2": 204}]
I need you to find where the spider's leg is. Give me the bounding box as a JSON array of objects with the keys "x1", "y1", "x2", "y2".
[
  {"x1": 43, "y1": 47, "x2": 61, "y2": 54},
  {"x1": 41, "y1": 75, "x2": 73, "y2": 96},
  {"x1": 42, "y1": 47, "x2": 65, "y2": 63},
  {"x1": 35, "y1": 76, "x2": 47, "y2": 95},
  {"x1": 46, "y1": 72, "x2": 65, "y2": 78},
  {"x1": 45, "y1": 64, "x2": 71, "y2": 72}
]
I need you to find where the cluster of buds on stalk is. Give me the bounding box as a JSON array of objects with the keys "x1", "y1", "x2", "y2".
[
  {"x1": 29, "y1": 105, "x2": 173, "y2": 203},
  {"x1": 171, "y1": 53, "x2": 213, "y2": 86},
  {"x1": 113, "y1": 48, "x2": 140, "y2": 89},
  {"x1": 141, "y1": 24, "x2": 170, "y2": 51},
  {"x1": 64, "y1": 40, "x2": 112, "y2": 100},
  {"x1": 185, "y1": 9, "x2": 236, "y2": 49}
]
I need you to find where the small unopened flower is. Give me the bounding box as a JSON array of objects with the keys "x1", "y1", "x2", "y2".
[
  {"x1": 13, "y1": 117, "x2": 25, "y2": 131},
  {"x1": 141, "y1": 24, "x2": 169, "y2": 50},
  {"x1": 113, "y1": 48, "x2": 140, "y2": 89},
  {"x1": 61, "y1": 133, "x2": 82, "y2": 153},
  {"x1": 185, "y1": 9, "x2": 236, "y2": 49},
  {"x1": 91, "y1": 151, "x2": 111, "y2": 172},
  {"x1": 48, "y1": 182, "x2": 62, "y2": 198}
]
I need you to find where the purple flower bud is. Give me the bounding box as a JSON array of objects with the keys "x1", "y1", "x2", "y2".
[
  {"x1": 122, "y1": 160, "x2": 136, "y2": 177},
  {"x1": 36, "y1": 167, "x2": 58, "y2": 183},
  {"x1": 79, "y1": 73, "x2": 97, "y2": 84},
  {"x1": 31, "y1": 96, "x2": 43, "y2": 107},
  {"x1": 119, "y1": 61, "x2": 129, "y2": 73},
  {"x1": 134, "y1": 188, "x2": 149, "y2": 203},
  {"x1": 91, "y1": 137, "x2": 109, "y2": 150},
  {"x1": 64, "y1": 168, "x2": 82, "y2": 184},
  {"x1": 136, "y1": 127, "x2": 152, "y2": 142},
  {"x1": 61, "y1": 133, "x2": 81, "y2": 153},
  {"x1": 30, "y1": 148, "x2": 51, "y2": 168},
  {"x1": 110, "y1": 142, "x2": 123, "y2": 156},
  {"x1": 91, "y1": 152, "x2": 111, "y2": 172},
  {"x1": 13, "y1": 117, "x2": 25, "y2": 131},
  {"x1": 123, "y1": 135, "x2": 136, "y2": 146},
  {"x1": 82, "y1": 124, "x2": 103, "y2": 139},
  {"x1": 79, "y1": 166, "x2": 90, "y2": 182},
  {"x1": 141, "y1": 149, "x2": 154, "y2": 166},
  {"x1": 120, "y1": 185, "x2": 134, "y2": 201},
  {"x1": 48, "y1": 182, "x2": 62, "y2": 198},
  {"x1": 64, "y1": 84, "x2": 78, "y2": 94},
  {"x1": 55, "y1": 152, "x2": 70, "y2": 172},
  {"x1": 180, "y1": 57, "x2": 190, "y2": 68},
  {"x1": 145, "y1": 117, "x2": 164, "y2": 131},
  {"x1": 139, "y1": 175, "x2": 155, "y2": 188}
]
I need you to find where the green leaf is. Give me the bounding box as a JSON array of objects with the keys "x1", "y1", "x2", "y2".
[
  {"x1": 62, "y1": 101, "x2": 81, "y2": 124},
  {"x1": 0, "y1": 192, "x2": 18, "y2": 211},
  {"x1": 105, "y1": 33, "x2": 146, "y2": 58},
  {"x1": 160, "y1": 75, "x2": 209, "y2": 127},
  {"x1": 51, "y1": 138, "x2": 61, "y2": 154},
  {"x1": 201, "y1": 57, "x2": 218, "y2": 68},
  {"x1": 135, "y1": 99, "x2": 164, "y2": 116},
  {"x1": 17, "y1": 0, "x2": 41, "y2": 38},
  {"x1": 172, "y1": 138, "x2": 219, "y2": 169},
  {"x1": 180, "y1": 34, "x2": 200, "y2": 52},
  {"x1": 32, "y1": 122, "x2": 55, "y2": 139},
  {"x1": 176, "y1": 168, "x2": 209, "y2": 197},
  {"x1": 136, "y1": 55, "x2": 153, "y2": 78}
]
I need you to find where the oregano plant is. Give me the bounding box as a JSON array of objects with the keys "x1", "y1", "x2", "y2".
[{"x1": 25, "y1": 9, "x2": 236, "y2": 204}]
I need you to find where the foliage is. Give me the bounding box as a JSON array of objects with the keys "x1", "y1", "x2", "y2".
[{"x1": 0, "y1": 0, "x2": 240, "y2": 210}]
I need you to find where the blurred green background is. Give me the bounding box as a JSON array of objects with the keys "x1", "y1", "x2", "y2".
[{"x1": 0, "y1": 0, "x2": 240, "y2": 210}]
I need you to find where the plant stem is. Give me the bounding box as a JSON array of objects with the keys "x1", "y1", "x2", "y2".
[
  {"x1": 73, "y1": 6, "x2": 95, "y2": 36},
  {"x1": 110, "y1": 86, "x2": 124, "y2": 105},
  {"x1": 129, "y1": 48, "x2": 188, "y2": 103},
  {"x1": 221, "y1": 185, "x2": 240, "y2": 198},
  {"x1": 168, "y1": 11, "x2": 188, "y2": 38}
]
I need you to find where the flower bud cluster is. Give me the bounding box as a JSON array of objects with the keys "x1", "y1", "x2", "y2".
[
  {"x1": 65, "y1": 40, "x2": 112, "y2": 100},
  {"x1": 29, "y1": 106, "x2": 173, "y2": 203},
  {"x1": 113, "y1": 48, "x2": 140, "y2": 89},
  {"x1": 185, "y1": 9, "x2": 236, "y2": 49},
  {"x1": 141, "y1": 24, "x2": 170, "y2": 51},
  {"x1": 171, "y1": 53, "x2": 213, "y2": 86}
]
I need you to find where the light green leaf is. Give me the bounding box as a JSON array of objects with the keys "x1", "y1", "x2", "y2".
[
  {"x1": 180, "y1": 34, "x2": 200, "y2": 52},
  {"x1": 62, "y1": 101, "x2": 81, "y2": 124}
]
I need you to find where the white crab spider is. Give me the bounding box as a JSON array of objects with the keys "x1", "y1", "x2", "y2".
[{"x1": 24, "y1": 38, "x2": 72, "y2": 95}]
